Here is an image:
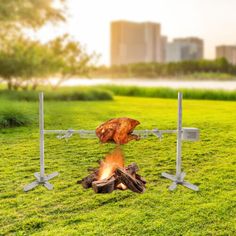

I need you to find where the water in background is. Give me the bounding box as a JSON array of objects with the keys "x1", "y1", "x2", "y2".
[{"x1": 49, "y1": 78, "x2": 236, "y2": 91}]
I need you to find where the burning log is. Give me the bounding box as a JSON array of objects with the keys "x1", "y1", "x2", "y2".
[
  {"x1": 115, "y1": 168, "x2": 145, "y2": 193},
  {"x1": 77, "y1": 170, "x2": 98, "y2": 189},
  {"x1": 126, "y1": 163, "x2": 139, "y2": 175},
  {"x1": 135, "y1": 173, "x2": 147, "y2": 185},
  {"x1": 92, "y1": 176, "x2": 116, "y2": 193}
]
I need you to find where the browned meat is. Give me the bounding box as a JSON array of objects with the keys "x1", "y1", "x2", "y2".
[{"x1": 96, "y1": 118, "x2": 140, "y2": 144}]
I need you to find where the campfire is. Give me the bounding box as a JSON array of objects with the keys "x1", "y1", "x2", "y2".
[
  {"x1": 78, "y1": 117, "x2": 146, "y2": 193},
  {"x1": 78, "y1": 147, "x2": 146, "y2": 193}
]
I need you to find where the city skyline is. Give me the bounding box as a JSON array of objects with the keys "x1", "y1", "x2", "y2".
[
  {"x1": 110, "y1": 21, "x2": 205, "y2": 65},
  {"x1": 33, "y1": 0, "x2": 236, "y2": 65}
]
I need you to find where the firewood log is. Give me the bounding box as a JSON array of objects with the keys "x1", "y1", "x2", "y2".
[
  {"x1": 115, "y1": 168, "x2": 145, "y2": 193},
  {"x1": 135, "y1": 173, "x2": 147, "y2": 185},
  {"x1": 77, "y1": 171, "x2": 98, "y2": 189},
  {"x1": 92, "y1": 176, "x2": 115, "y2": 193},
  {"x1": 125, "y1": 163, "x2": 139, "y2": 175}
]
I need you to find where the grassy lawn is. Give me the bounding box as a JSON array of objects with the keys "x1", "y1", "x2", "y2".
[{"x1": 0, "y1": 96, "x2": 235, "y2": 235}]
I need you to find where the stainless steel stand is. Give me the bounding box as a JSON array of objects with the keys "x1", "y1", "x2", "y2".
[
  {"x1": 161, "y1": 92, "x2": 199, "y2": 191},
  {"x1": 24, "y1": 92, "x2": 58, "y2": 192},
  {"x1": 23, "y1": 91, "x2": 199, "y2": 192}
]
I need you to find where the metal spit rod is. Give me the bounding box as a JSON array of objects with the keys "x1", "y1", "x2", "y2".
[{"x1": 43, "y1": 129, "x2": 177, "y2": 140}]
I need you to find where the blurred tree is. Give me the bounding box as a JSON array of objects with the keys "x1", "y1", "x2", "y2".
[
  {"x1": 0, "y1": 37, "x2": 62, "y2": 90},
  {"x1": 0, "y1": 1, "x2": 96, "y2": 90},
  {"x1": 0, "y1": 0, "x2": 65, "y2": 29},
  {"x1": 0, "y1": 0, "x2": 65, "y2": 89},
  {"x1": 0, "y1": 35, "x2": 95, "y2": 90},
  {"x1": 47, "y1": 34, "x2": 97, "y2": 89}
]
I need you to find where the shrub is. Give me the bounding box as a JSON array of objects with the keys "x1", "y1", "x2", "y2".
[
  {"x1": 0, "y1": 104, "x2": 33, "y2": 128},
  {"x1": 100, "y1": 85, "x2": 236, "y2": 101},
  {"x1": 0, "y1": 88, "x2": 113, "y2": 101}
]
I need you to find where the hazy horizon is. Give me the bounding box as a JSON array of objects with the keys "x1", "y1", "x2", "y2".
[{"x1": 32, "y1": 0, "x2": 236, "y2": 65}]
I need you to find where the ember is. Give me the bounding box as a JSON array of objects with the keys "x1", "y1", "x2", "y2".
[{"x1": 78, "y1": 147, "x2": 146, "y2": 193}]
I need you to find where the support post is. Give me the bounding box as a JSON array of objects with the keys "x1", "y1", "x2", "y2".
[
  {"x1": 39, "y1": 91, "x2": 45, "y2": 180},
  {"x1": 176, "y1": 92, "x2": 182, "y2": 181},
  {"x1": 23, "y1": 92, "x2": 58, "y2": 192},
  {"x1": 161, "y1": 92, "x2": 199, "y2": 191}
]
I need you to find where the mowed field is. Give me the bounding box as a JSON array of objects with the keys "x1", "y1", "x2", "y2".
[{"x1": 0, "y1": 96, "x2": 235, "y2": 235}]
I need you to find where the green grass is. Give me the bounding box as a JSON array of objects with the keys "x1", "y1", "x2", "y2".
[
  {"x1": 2, "y1": 84, "x2": 236, "y2": 102},
  {"x1": 100, "y1": 85, "x2": 236, "y2": 101},
  {"x1": 0, "y1": 96, "x2": 235, "y2": 235},
  {"x1": 0, "y1": 88, "x2": 113, "y2": 101}
]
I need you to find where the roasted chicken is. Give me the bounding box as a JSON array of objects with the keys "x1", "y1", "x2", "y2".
[
  {"x1": 96, "y1": 117, "x2": 140, "y2": 144},
  {"x1": 96, "y1": 118, "x2": 140, "y2": 144}
]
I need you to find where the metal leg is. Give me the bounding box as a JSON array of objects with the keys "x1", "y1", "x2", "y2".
[
  {"x1": 34, "y1": 172, "x2": 40, "y2": 181},
  {"x1": 161, "y1": 171, "x2": 199, "y2": 191},
  {"x1": 44, "y1": 181, "x2": 54, "y2": 190},
  {"x1": 23, "y1": 180, "x2": 39, "y2": 192},
  {"x1": 182, "y1": 181, "x2": 199, "y2": 191},
  {"x1": 46, "y1": 172, "x2": 59, "y2": 181},
  {"x1": 169, "y1": 182, "x2": 177, "y2": 191},
  {"x1": 161, "y1": 172, "x2": 176, "y2": 181},
  {"x1": 24, "y1": 172, "x2": 59, "y2": 192}
]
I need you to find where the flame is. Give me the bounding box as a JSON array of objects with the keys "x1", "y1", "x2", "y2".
[{"x1": 98, "y1": 146, "x2": 124, "y2": 180}]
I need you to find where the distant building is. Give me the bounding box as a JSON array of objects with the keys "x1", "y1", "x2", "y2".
[
  {"x1": 160, "y1": 36, "x2": 168, "y2": 63},
  {"x1": 110, "y1": 21, "x2": 164, "y2": 65},
  {"x1": 166, "y1": 37, "x2": 204, "y2": 62},
  {"x1": 216, "y1": 45, "x2": 236, "y2": 65}
]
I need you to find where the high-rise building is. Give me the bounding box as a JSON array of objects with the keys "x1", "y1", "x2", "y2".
[
  {"x1": 110, "y1": 21, "x2": 163, "y2": 65},
  {"x1": 216, "y1": 45, "x2": 236, "y2": 65},
  {"x1": 160, "y1": 36, "x2": 168, "y2": 63},
  {"x1": 166, "y1": 37, "x2": 204, "y2": 62}
]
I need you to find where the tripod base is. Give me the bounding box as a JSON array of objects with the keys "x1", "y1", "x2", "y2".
[
  {"x1": 161, "y1": 172, "x2": 199, "y2": 191},
  {"x1": 24, "y1": 172, "x2": 59, "y2": 192}
]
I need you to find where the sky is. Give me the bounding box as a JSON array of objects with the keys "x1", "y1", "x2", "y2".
[{"x1": 34, "y1": 0, "x2": 236, "y2": 65}]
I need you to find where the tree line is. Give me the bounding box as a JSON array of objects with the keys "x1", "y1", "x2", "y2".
[{"x1": 94, "y1": 58, "x2": 236, "y2": 78}]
